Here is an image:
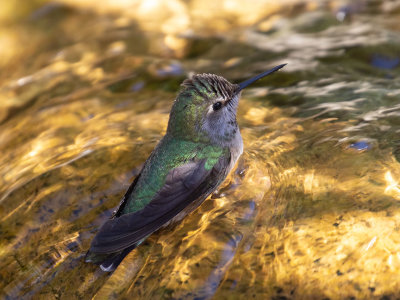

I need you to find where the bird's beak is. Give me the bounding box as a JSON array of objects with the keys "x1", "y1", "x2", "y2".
[{"x1": 236, "y1": 63, "x2": 287, "y2": 93}]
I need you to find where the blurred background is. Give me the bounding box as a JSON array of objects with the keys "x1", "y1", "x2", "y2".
[{"x1": 1, "y1": 0, "x2": 400, "y2": 299}]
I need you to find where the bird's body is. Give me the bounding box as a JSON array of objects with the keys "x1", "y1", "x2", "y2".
[{"x1": 85, "y1": 64, "x2": 285, "y2": 271}]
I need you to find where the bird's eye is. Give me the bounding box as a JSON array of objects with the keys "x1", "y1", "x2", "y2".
[{"x1": 212, "y1": 101, "x2": 223, "y2": 111}]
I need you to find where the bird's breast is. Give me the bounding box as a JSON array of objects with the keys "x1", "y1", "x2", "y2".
[{"x1": 228, "y1": 131, "x2": 243, "y2": 171}]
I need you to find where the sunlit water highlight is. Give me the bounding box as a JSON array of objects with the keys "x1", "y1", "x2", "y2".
[{"x1": 1, "y1": 1, "x2": 400, "y2": 299}]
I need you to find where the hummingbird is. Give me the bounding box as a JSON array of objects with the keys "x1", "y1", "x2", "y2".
[{"x1": 85, "y1": 63, "x2": 286, "y2": 271}]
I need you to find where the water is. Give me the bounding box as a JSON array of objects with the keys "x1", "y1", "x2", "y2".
[{"x1": 1, "y1": 0, "x2": 400, "y2": 299}]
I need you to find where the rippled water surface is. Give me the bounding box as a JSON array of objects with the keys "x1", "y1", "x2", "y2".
[{"x1": 1, "y1": 1, "x2": 400, "y2": 299}]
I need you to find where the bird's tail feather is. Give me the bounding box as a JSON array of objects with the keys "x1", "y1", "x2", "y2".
[{"x1": 85, "y1": 244, "x2": 137, "y2": 272}]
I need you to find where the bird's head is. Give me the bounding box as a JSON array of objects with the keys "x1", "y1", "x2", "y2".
[{"x1": 167, "y1": 64, "x2": 286, "y2": 145}]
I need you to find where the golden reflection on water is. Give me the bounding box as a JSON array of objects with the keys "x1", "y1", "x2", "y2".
[
  {"x1": 1, "y1": 0, "x2": 400, "y2": 299},
  {"x1": 385, "y1": 171, "x2": 400, "y2": 200}
]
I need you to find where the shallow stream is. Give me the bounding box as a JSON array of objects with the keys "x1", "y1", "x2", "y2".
[{"x1": 1, "y1": 1, "x2": 400, "y2": 299}]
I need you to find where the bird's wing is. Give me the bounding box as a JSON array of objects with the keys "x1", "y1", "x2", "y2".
[{"x1": 89, "y1": 153, "x2": 231, "y2": 254}]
